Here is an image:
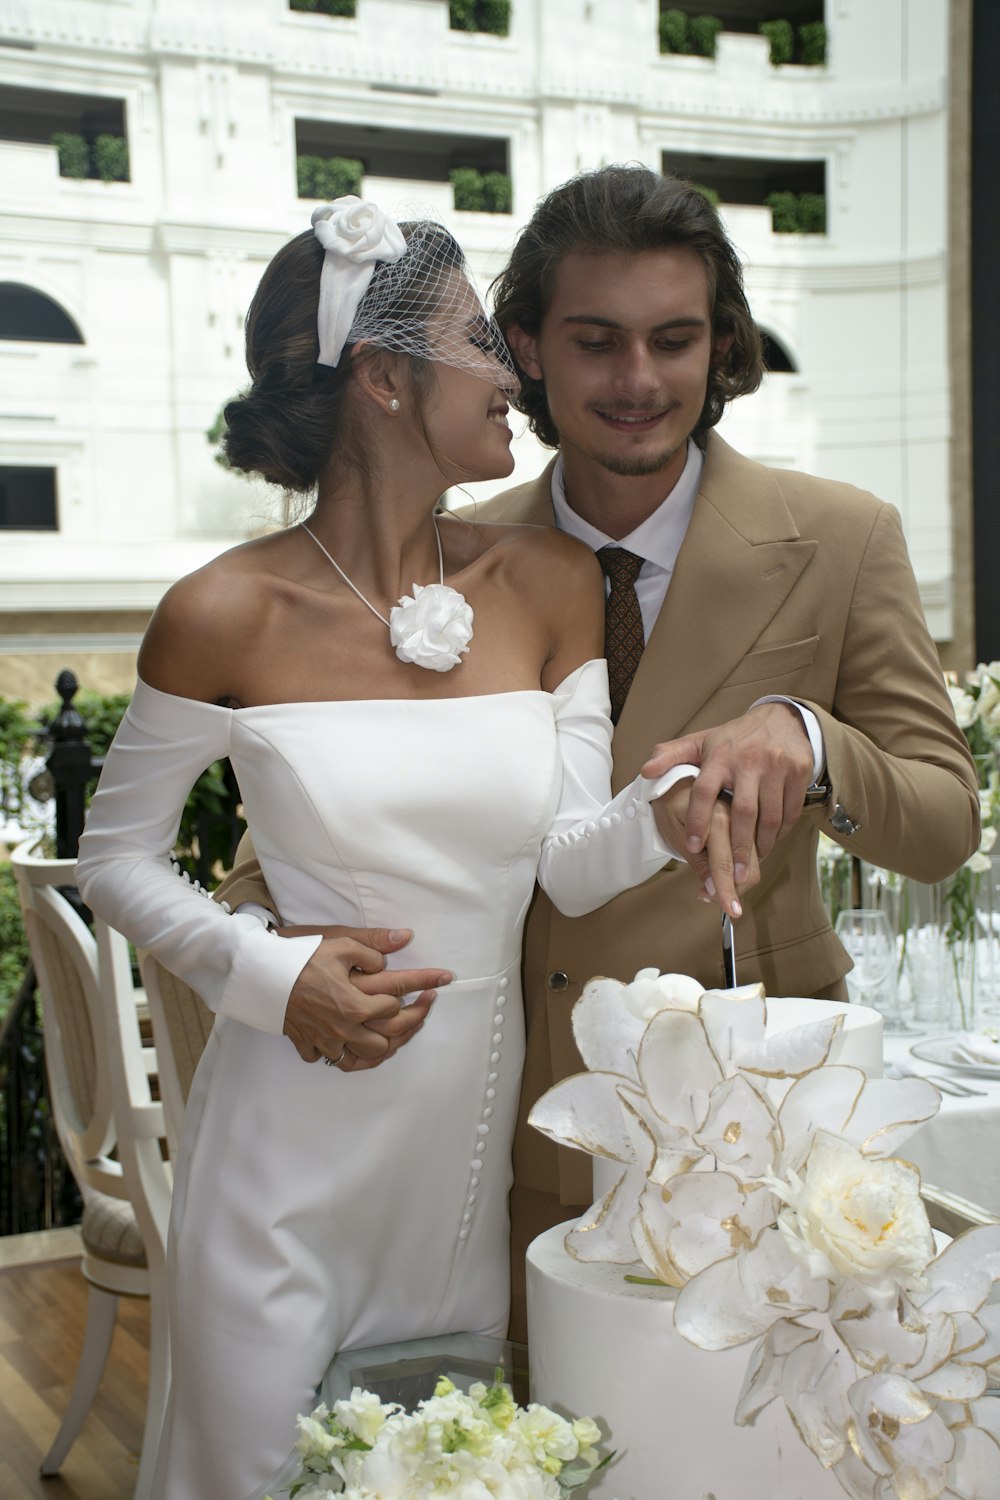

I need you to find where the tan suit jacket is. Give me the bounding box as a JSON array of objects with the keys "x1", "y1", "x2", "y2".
[{"x1": 475, "y1": 433, "x2": 978, "y2": 1329}]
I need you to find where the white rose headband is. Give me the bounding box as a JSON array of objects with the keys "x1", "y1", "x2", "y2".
[{"x1": 310, "y1": 196, "x2": 519, "y2": 396}]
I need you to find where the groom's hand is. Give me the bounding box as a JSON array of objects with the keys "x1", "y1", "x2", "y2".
[
  {"x1": 278, "y1": 925, "x2": 452, "y2": 1068},
  {"x1": 643, "y1": 702, "x2": 813, "y2": 878}
]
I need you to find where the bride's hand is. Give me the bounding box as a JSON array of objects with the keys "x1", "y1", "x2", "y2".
[
  {"x1": 279, "y1": 925, "x2": 453, "y2": 1067},
  {"x1": 652, "y1": 781, "x2": 760, "y2": 919}
]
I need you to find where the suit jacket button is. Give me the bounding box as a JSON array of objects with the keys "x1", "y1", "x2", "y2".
[{"x1": 547, "y1": 971, "x2": 570, "y2": 991}]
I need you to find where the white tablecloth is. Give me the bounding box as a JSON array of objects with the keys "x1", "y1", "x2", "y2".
[{"x1": 883, "y1": 1032, "x2": 1000, "y2": 1215}]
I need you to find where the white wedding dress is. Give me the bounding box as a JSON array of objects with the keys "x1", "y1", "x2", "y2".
[{"x1": 76, "y1": 660, "x2": 684, "y2": 1500}]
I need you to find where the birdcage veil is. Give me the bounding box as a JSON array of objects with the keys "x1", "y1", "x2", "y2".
[{"x1": 311, "y1": 198, "x2": 518, "y2": 397}]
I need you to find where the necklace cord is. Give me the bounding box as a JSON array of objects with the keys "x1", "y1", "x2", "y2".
[{"x1": 300, "y1": 518, "x2": 446, "y2": 626}]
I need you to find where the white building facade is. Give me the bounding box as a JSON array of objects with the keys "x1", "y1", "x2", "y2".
[{"x1": 0, "y1": 0, "x2": 954, "y2": 701}]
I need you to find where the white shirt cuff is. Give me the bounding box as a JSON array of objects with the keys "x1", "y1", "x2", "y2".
[{"x1": 750, "y1": 696, "x2": 825, "y2": 783}]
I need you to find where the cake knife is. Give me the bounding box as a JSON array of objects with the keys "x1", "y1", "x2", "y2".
[{"x1": 721, "y1": 911, "x2": 736, "y2": 988}]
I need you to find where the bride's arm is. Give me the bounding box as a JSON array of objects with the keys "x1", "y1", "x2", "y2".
[{"x1": 75, "y1": 679, "x2": 324, "y2": 1033}]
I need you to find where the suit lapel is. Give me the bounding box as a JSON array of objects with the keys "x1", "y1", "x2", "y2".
[{"x1": 611, "y1": 435, "x2": 818, "y2": 786}]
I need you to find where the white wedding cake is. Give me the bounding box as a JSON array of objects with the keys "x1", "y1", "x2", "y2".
[{"x1": 523, "y1": 977, "x2": 986, "y2": 1500}]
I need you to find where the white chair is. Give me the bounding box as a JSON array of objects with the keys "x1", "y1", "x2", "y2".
[{"x1": 12, "y1": 841, "x2": 172, "y2": 1498}]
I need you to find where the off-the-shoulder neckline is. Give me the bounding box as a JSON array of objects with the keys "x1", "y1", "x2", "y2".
[{"x1": 133, "y1": 658, "x2": 604, "y2": 712}]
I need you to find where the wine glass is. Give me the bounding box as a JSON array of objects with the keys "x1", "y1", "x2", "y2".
[{"x1": 834, "y1": 908, "x2": 913, "y2": 1033}]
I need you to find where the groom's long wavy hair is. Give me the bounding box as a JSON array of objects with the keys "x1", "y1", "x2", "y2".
[{"x1": 491, "y1": 165, "x2": 764, "y2": 448}]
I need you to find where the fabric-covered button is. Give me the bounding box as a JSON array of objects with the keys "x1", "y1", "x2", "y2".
[
  {"x1": 611, "y1": 812, "x2": 622, "y2": 827},
  {"x1": 490, "y1": 1051, "x2": 501, "y2": 1062},
  {"x1": 625, "y1": 805, "x2": 637, "y2": 819},
  {"x1": 477, "y1": 1123, "x2": 491, "y2": 1136},
  {"x1": 498, "y1": 977, "x2": 509, "y2": 992},
  {"x1": 470, "y1": 1175, "x2": 480, "y2": 1187},
  {"x1": 483, "y1": 1107, "x2": 493, "y2": 1119},
  {"x1": 492, "y1": 1032, "x2": 503, "y2": 1044},
  {"x1": 487, "y1": 1072, "x2": 498, "y2": 1084},
  {"x1": 459, "y1": 1228, "x2": 470, "y2": 1241},
  {"x1": 471, "y1": 1158, "x2": 483, "y2": 1170},
  {"x1": 486, "y1": 1087, "x2": 496, "y2": 1100},
  {"x1": 493, "y1": 1013, "x2": 503, "y2": 1025},
  {"x1": 496, "y1": 994, "x2": 507, "y2": 1008}
]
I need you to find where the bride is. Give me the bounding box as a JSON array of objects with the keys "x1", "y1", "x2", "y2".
[{"x1": 75, "y1": 198, "x2": 756, "y2": 1500}]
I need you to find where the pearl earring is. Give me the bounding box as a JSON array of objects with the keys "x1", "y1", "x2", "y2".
[{"x1": 389, "y1": 398, "x2": 400, "y2": 412}]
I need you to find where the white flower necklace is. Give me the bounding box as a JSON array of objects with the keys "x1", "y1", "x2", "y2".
[{"x1": 300, "y1": 517, "x2": 474, "y2": 673}]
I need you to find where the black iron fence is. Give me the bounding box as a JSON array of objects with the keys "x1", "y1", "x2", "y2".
[{"x1": 0, "y1": 670, "x2": 244, "y2": 1237}]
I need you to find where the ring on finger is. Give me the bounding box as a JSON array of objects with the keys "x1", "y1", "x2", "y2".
[{"x1": 323, "y1": 1044, "x2": 348, "y2": 1068}]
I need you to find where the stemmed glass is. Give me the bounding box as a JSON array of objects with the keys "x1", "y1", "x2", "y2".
[{"x1": 834, "y1": 908, "x2": 915, "y2": 1034}]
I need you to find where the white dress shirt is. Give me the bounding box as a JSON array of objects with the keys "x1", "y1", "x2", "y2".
[{"x1": 549, "y1": 441, "x2": 825, "y2": 782}]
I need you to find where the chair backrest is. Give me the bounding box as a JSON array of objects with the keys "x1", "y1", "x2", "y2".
[
  {"x1": 12, "y1": 844, "x2": 122, "y2": 1204},
  {"x1": 12, "y1": 841, "x2": 172, "y2": 1272},
  {"x1": 138, "y1": 953, "x2": 213, "y2": 1158}
]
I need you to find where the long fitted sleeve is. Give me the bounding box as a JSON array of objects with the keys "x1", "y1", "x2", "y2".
[
  {"x1": 76, "y1": 681, "x2": 321, "y2": 1035},
  {"x1": 537, "y1": 660, "x2": 692, "y2": 918}
]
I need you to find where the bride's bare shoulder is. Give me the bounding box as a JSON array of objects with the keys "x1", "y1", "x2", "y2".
[{"x1": 137, "y1": 532, "x2": 295, "y2": 700}]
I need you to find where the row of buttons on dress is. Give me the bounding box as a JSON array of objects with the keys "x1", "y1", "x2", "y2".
[
  {"x1": 546, "y1": 799, "x2": 641, "y2": 850},
  {"x1": 458, "y1": 973, "x2": 511, "y2": 1244}
]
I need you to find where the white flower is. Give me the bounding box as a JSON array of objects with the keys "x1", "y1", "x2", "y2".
[
  {"x1": 948, "y1": 683, "x2": 978, "y2": 729},
  {"x1": 390, "y1": 583, "x2": 474, "y2": 672},
  {"x1": 332, "y1": 1386, "x2": 394, "y2": 1446},
  {"x1": 767, "y1": 1132, "x2": 934, "y2": 1307},
  {"x1": 310, "y1": 196, "x2": 407, "y2": 267},
  {"x1": 515, "y1": 1404, "x2": 579, "y2": 1467},
  {"x1": 623, "y1": 967, "x2": 704, "y2": 1020}
]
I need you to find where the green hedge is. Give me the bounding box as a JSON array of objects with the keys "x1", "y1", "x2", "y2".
[
  {"x1": 659, "y1": 11, "x2": 721, "y2": 58},
  {"x1": 449, "y1": 0, "x2": 511, "y2": 36},
  {"x1": 289, "y1": 0, "x2": 357, "y2": 15},
  {"x1": 52, "y1": 131, "x2": 130, "y2": 182},
  {"x1": 758, "y1": 18, "x2": 794, "y2": 65},
  {"x1": 765, "y1": 190, "x2": 827, "y2": 234},
  {"x1": 296, "y1": 154, "x2": 364, "y2": 200},
  {"x1": 450, "y1": 167, "x2": 512, "y2": 213}
]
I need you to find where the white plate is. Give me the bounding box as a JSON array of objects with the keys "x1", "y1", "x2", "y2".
[{"x1": 910, "y1": 1036, "x2": 1000, "y2": 1079}]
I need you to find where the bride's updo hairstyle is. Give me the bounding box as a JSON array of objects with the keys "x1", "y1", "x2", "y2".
[{"x1": 224, "y1": 201, "x2": 516, "y2": 493}]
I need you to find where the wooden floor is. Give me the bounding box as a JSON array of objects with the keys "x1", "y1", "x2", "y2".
[{"x1": 0, "y1": 1251, "x2": 149, "y2": 1500}]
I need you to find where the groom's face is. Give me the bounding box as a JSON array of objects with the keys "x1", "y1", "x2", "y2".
[{"x1": 507, "y1": 247, "x2": 718, "y2": 481}]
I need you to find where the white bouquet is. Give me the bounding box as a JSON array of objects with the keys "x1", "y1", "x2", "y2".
[{"x1": 270, "y1": 1372, "x2": 610, "y2": 1499}]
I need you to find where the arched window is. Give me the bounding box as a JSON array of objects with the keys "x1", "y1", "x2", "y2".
[
  {"x1": 760, "y1": 329, "x2": 797, "y2": 373},
  {"x1": 0, "y1": 283, "x2": 83, "y2": 343}
]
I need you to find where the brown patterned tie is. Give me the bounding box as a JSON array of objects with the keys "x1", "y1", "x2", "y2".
[{"x1": 597, "y1": 546, "x2": 645, "y2": 725}]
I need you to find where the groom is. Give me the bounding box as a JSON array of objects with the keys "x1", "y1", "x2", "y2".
[
  {"x1": 477, "y1": 165, "x2": 977, "y2": 1334},
  {"x1": 219, "y1": 166, "x2": 978, "y2": 1338}
]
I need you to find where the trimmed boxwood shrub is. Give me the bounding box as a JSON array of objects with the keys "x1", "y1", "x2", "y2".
[
  {"x1": 450, "y1": 0, "x2": 511, "y2": 36},
  {"x1": 451, "y1": 167, "x2": 512, "y2": 213},
  {"x1": 765, "y1": 190, "x2": 827, "y2": 234},
  {"x1": 798, "y1": 20, "x2": 827, "y2": 65},
  {"x1": 759, "y1": 18, "x2": 794, "y2": 66},
  {"x1": 93, "y1": 134, "x2": 129, "y2": 182},
  {"x1": 290, "y1": 0, "x2": 357, "y2": 14},
  {"x1": 689, "y1": 15, "x2": 722, "y2": 58},
  {"x1": 297, "y1": 154, "x2": 364, "y2": 200},
  {"x1": 52, "y1": 132, "x2": 90, "y2": 179},
  {"x1": 658, "y1": 8, "x2": 689, "y2": 53}
]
